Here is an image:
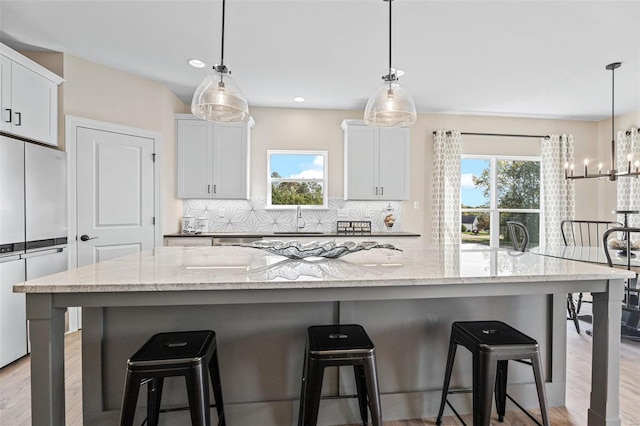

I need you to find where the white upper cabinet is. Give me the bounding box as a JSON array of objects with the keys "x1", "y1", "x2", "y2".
[
  {"x1": 342, "y1": 120, "x2": 410, "y2": 200},
  {"x1": 1, "y1": 43, "x2": 63, "y2": 146},
  {"x1": 176, "y1": 114, "x2": 253, "y2": 199}
]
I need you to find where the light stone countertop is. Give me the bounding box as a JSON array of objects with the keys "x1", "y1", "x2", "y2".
[{"x1": 14, "y1": 245, "x2": 635, "y2": 294}]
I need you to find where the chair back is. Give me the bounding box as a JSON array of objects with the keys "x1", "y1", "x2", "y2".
[
  {"x1": 506, "y1": 221, "x2": 529, "y2": 252},
  {"x1": 602, "y1": 227, "x2": 640, "y2": 270},
  {"x1": 561, "y1": 220, "x2": 622, "y2": 247}
]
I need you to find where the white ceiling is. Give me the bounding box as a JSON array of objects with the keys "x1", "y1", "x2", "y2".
[{"x1": 1, "y1": 0, "x2": 639, "y2": 121}]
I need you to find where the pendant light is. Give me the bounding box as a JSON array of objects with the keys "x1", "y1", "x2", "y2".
[
  {"x1": 565, "y1": 62, "x2": 640, "y2": 181},
  {"x1": 364, "y1": 0, "x2": 417, "y2": 128},
  {"x1": 191, "y1": 0, "x2": 249, "y2": 123}
]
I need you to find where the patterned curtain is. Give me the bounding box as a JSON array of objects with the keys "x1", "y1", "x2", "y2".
[
  {"x1": 541, "y1": 134, "x2": 575, "y2": 246},
  {"x1": 616, "y1": 127, "x2": 640, "y2": 228},
  {"x1": 431, "y1": 130, "x2": 461, "y2": 245}
]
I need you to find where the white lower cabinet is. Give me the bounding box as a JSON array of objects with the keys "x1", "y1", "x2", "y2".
[
  {"x1": 342, "y1": 120, "x2": 410, "y2": 200},
  {"x1": 176, "y1": 114, "x2": 253, "y2": 199}
]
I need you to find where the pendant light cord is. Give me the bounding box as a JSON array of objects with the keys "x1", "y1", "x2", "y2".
[
  {"x1": 388, "y1": 0, "x2": 392, "y2": 76},
  {"x1": 220, "y1": 0, "x2": 226, "y2": 68}
]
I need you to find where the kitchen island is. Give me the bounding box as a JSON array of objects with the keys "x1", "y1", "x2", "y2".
[{"x1": 16, "y1": 245, "x2": 632, "y2": 425}]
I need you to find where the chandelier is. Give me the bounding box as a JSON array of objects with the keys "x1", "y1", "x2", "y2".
[{"x1": 565, "y1": 62, "x2": 639, "y2": 180}]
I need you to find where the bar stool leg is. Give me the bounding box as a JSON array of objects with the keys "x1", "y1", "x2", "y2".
[
  {"x1": 120, "y1": 370, "x2": 142, "y2": 426},
  {"x1": 208, "y1": 348, "x2": 226, "y2": 425},
  {"x1": 530, "y1": 351, "x2": 551, "y2": 426},
  {"x1": 298, "y1": 349, "x2": 309, "y2": 426},
  {"x1": 362, "y1": 356, "x2": 383, "y2": 426},
  {"x1": 185, "y1": 363, "x2": 211, "y2": 426},
  {"x1": 146, "y1": 377, "x2": 164, "y2": 426},
  {"x1": 473, "y1": 351, "x2": 497, "y2": 426},
  {"x1": 494, "y1": 360, "x2": 508, "y2": 422},
  {"x1": 302, "y1": 357, "x2": 324, "y2": 426},
  {"x1": 436, "y1": 336, "x2": 458, "y2": 425},
  {"x1": 353, "y1": 365, "x2": 369, "y2": 425}
]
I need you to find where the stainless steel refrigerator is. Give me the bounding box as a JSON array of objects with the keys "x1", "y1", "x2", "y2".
[{"x1": 0, "y1": 135, "x2": 68, "y2": 368}]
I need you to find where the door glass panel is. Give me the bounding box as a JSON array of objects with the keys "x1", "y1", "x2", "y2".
[
  {"x1": 461, "y1": 158, "x2": 490, "y2": 208},
  {"x1": 500, "y1": 212, "x2": 540, "y2": 248},
  {"x1": 496, "y1": 160, "x2": 540, "y2": 209},
  {"x1": 461, "y1": 211, "x2": 490, "y2": 247}
]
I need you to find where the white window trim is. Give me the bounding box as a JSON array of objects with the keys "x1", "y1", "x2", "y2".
[
  {"x1": 266, "y1": 150, "x2": 329, "y2": 209},
  {"x1": 461, "y1": 154, "x2": 544, "y2": 248}
]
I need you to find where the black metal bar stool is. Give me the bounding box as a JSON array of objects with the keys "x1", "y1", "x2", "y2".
[
  {"x1": 298, "y1": 324, "x2": 383, "y2": 426},
  {"x1": 119, "y1": 330, "x2": 225, "y2": 426},
  {"x1": 436, "y1": 321, "x2": 550, "y2": 426}
]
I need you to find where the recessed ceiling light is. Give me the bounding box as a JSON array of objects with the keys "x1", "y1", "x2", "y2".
[
  {"x1": 187, "y1": 59, "x2": 206, "y2": 69},
  {"x1": 293, "y1": 97, "x2": 306, "y2": 103}
]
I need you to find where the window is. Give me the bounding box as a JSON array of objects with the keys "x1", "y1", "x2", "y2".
[
  {"x1": 461, "y1": 156, "x2": 542, "y2": 248},
  {"x1": 267, "y1": 150, "x2": 328, "y2": 208}
]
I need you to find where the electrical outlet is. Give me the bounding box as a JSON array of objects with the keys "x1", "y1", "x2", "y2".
[
  {"x1": 212, "y1": 209, "x2": 223, "y2": 218},
  {"x1": 337, "y1": 209, "x2": 349, "y2": 218},
  {"x1": 414, "y1": 201, "x2": 420, "y2": 209},
  {"x1": 365, "y1": 210, "x2": 373, "y2": 218}
]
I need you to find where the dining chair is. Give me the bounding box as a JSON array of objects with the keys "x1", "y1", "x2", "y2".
[
  {"x1": 602, "y1": 227, "x2": 640, "y2": 341},
  {"x1": 561, "y1": 219, "x2": 623, "y2": 333},
  {"x1": 506, "y1": 221, "x2": 529, "y2": 252}
]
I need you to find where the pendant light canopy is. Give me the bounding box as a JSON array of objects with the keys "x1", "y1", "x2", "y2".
[
  {"x1": 364, "y1": 0, "x2": 417, "y2": 128},
  {"x1": 191, "y1": 0, "x2": 249, "y2": 123}
]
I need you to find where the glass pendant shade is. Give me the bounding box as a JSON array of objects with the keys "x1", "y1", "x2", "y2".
[
  {"x1": 364, "y1": 80, "x2": 417, "y2": 127},
  {"x1": 191, "y1": 69, "x2": 249, "y2": 122}
]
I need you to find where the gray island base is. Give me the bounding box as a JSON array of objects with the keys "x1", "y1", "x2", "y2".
[{"x1": 16, "y1": 245, "x2": 632, "y2": 426}]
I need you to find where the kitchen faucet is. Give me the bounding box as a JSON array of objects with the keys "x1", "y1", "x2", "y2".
[{"x1": 296, "y1": 205, "x2": 305, "y2": 232}]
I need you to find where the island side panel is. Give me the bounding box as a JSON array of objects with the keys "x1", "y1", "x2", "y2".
[
  {"x1": 88, "y1": 294, "x2": 558, "y2": 425},
  {"x1": 99, "y1": 302, "x2": 338, "y2": 411},
  {"x1": 347, "y1": 295, "x2": 556, "y2": 419}
]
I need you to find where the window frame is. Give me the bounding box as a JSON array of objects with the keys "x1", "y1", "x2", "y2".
[
  {"x1": 266, "y1": 150, "x2": 329, "y2": 209},
  {"x1": 460, "y1": 154, "x2": 544, "y2": 248}
]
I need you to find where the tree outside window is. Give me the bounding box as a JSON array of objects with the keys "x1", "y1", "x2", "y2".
[{"x1": 268, "y1": 151, "x2": 328, "y2": 208}]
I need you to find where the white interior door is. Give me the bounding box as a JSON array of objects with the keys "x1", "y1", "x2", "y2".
[{"x1": 76, "y1": 127, "x2": 155, "y2": 267}]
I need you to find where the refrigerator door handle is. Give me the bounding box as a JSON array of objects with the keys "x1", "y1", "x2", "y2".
[
  {"x1": 0, "y1": 254, "x2": 22, "y2": 263},
  {"x1": 21, "y1": 247, "x2": 65, "y2": 259}
]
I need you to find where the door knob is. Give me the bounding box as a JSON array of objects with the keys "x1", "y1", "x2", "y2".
[{"x1": 80, "y1": 235, "x2": 98, "y2": 241}]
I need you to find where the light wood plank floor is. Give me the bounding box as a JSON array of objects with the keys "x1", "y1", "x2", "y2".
[{"x1": 1, "y1": 318, "x2": 638, "y2": 425}]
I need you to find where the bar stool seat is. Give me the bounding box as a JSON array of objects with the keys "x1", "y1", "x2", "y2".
[
  {"x1": 299, "y1": 324, "x2": 383, "y2": 426},
  {"x1": 436, "y1": 321, "x2": 550, "y2": 426},
  {"x1": 119, "y1": 330, "x2": 225, "y2": 426}
]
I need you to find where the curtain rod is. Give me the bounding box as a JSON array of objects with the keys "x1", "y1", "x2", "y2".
[{"x1": 432, "y1": 131, "x2": 550, "y2": 139}]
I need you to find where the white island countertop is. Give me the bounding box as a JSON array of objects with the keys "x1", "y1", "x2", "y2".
[
  {"x1": 16, "y1": 245, "x2": 632, "y2": 426},
  {"x1": 15, "y1": 245, "x2": 634, "y2": 293}
]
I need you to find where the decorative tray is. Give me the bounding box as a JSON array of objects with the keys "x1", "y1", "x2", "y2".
[{"x1": 238, "y1": 240, "x2": 401, "y2": 259}]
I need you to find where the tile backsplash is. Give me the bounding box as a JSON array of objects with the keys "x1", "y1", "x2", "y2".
[{"x1": 183, "y1": 198, "x2": 402, "y2": 233}]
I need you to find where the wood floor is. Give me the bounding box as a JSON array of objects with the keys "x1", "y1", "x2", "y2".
[{"x1": 1, "y1": 317, "x2": 639, "y2": 425}]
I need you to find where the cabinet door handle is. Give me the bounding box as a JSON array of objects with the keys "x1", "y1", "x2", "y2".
[
  {"x1": 381, "y1": 187, "x2": 384, "y2": 196},
  {"x1": 4, "y1": 108, "x2": 11, "y2": 123},
  {"x1": 214, "y1": 184, "x2": 217, "y2": 194},
  {"x1": 375, "y1": 187, "x2": 378, "y2": 195},
  {"x1": 207, "y1": 184, "x2": 211, "y2": 194},
  {"x1": 15, "y1": 112, "x2": 21, "y2": 126}
]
